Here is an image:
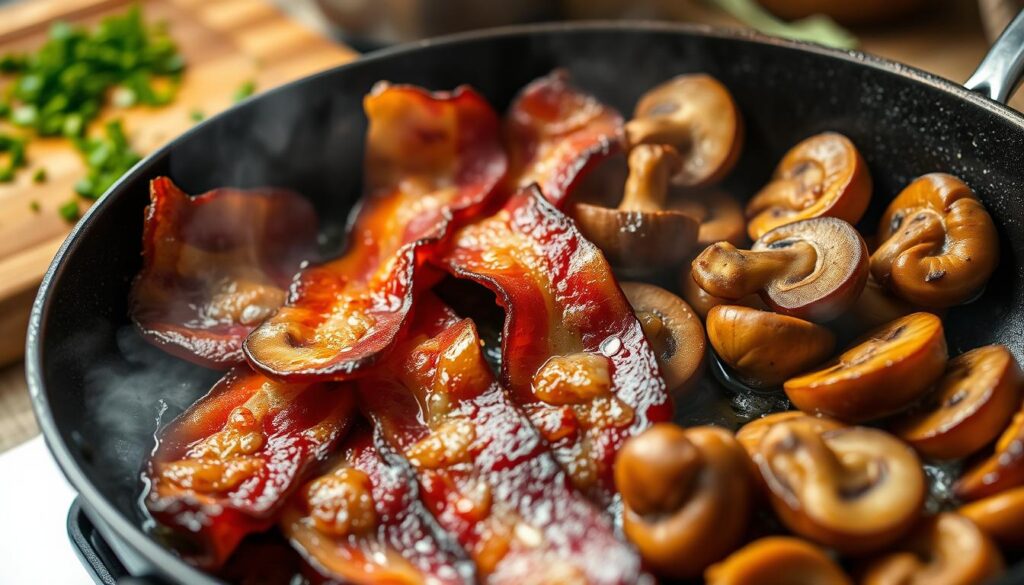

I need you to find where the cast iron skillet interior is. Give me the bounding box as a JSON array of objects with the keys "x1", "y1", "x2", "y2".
[{"x1": 27, "y1": 22, "x2": 1024, "y2": 584}]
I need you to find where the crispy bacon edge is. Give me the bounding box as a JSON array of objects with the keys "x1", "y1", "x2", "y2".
[{"x1": 131, "y1": 177, "x2": 318, "y2": 368}]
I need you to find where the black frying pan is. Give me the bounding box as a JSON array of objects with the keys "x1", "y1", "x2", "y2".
[{"x1": 26, "y1": 18, "x2": 1024, "y2": 585}]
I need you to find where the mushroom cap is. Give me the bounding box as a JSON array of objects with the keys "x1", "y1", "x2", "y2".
[
  {"x1": 745, "y1": 132, "x2": 872, "y2": 240},
  {"x1": 859, "y1": 513, "x2": 1005, "y2": 585},
  {"x1": 955, "y1": 407, "x2": 1024, "y2": 501},
  {"x1": 573, "y1": 202, "x2": 699, "y2": 275},
  {"x1": 704, "y1": 537, "x2": 852, "y2": 585},
  {"x1": 784, "y1": 312, "x2": 948, "y2": 422},
  {"x1": 626, "y1": 74, "x2": 743, "y2": 187},
  {"x1": 959, "y1": 486, "x2": 1024, "y2": 549},
  {"x1": 670, "y1": 190, "x2": 747, "y2": 247},
  {"x1": 707, "y1": 305, "x2": 835, "y2": 388},
  {"x1": 871, "y1": 173, "x2": 999, "y2": 308},
  {"x1": 617, "y1": 424, "x2": 752, "y2": 579},
  {"x1": 892, "y1": 344, "x2": 1021, "y2": 460},
  {"x1": 620, "y1": 282, "x2": 705, "y2": 394},
  {"x1": 753, "y1": 217, "x2": 869, "y2": 321},
  {"x1": 755, "y1": 422, "x2": 925, "y2": 554}
]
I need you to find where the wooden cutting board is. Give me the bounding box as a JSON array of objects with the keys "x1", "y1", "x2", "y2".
[{"x1": 0, "y1": 0, "x2": 357, "y2": 365}]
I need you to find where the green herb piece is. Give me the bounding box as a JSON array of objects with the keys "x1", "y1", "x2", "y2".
[
  {"x1": 32, "y1": 168, "x2": 46, "y2": 183},
  {"x1": 73, "y1": 119, "x2": 141, "y2": 200},
  {"x1": 707, "y1": 0, "x2": 857, "y2": 50},
  {"x1": 189, "y1": 108, "x2": 204, "y2": 122},
  {"x1": 0, "y1": 134, "x2": 28, "y2": 182},
  {"x1": 0, "y1": 6, "x2": 185, "y2": 137},
  {"x1": 233, "y1": 79, "x2": 256, "y2": 103},
  {"x1": 29, "y1": 200, "x2": 40, "y2": 213},
  {"x1": 58, "y1": 199, "x2": 79, "y2": 222}
]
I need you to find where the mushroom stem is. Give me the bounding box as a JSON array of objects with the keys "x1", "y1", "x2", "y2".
[
  {"x1": 693, "y1": 241, "x2": 817, "y2": 299},
  {"x1": 619, "y1": 145, "x2": 681, "y2": 212},
  {"x1": 625, "y1": 117, "x2": 692, "y2": 152}
]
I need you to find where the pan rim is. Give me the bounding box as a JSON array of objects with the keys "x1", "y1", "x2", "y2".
[{"x1": 24, "y1": 20, "x2": 1024, "y2": 583}]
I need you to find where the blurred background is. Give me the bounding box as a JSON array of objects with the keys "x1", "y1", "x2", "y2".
[{"x1": 0, "y1": 0, "x2": 1020, "y2": 455}]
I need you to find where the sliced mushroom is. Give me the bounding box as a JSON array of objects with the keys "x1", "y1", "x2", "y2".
[
  {"x1": 705, "y1": 537, "x2": 852, "y2": 585},
  {"x1": 670, "y1": 190, "x2": 747, "y2": 247},
  {"x1": 616, "y1": 424, "x2": 752, "y2": 579},
  {"x1": 573, "y1": 144, "x2": 699, "y2": 276},
  {"x1": 833, "y1": 274, "x2": 923, "y2": 338},
  {"x1": 754, "y1": 421, "x2": 925, "y2": 554},
  {"x1": 871, "y1": 173, "x2": 999, "y2": 308},
  {"x1": 859, "y1": 513, "x2": 1004, "y2": 585},
  {"x1": 959, "y1": 486, "x2": 1024, "y2": 549},
  {"x1": 736, "y1": 411, "x2": 845, "y2": 456},
  {"x1": 621, "y1": 282, "x2": 705, "y2": 393},
  {"x1": 745, "y1": 132, "x2": 872, "y2": 240},
  {"x1": 784, "y1": 313, "x2": 948, "y2": 422},
  {"x1": 707, "y1": 305, "x2": 835, "y2": 388},
  {"x1": 625, "y1": 74, "x2": 743, "y2": 187},
  {"x1": 680, "y1": 268, "x2": 765, "y2": 319},
  {"x1": 891, "y1": 345, "x2": 1021, "y2": 460},
  {"x1": 692, "y1": 217, "x2": 869, "y2": 322},
  {"x1": 955, "y1": 406, "x2": 1024, "y2": 501}
]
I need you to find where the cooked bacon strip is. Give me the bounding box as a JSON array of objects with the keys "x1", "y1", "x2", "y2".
[
  {"x1": 282, "y1": 428, "x2": 473, "y2": 585},
  {"x1": 145, "y1": 367, "x2": 355, "y2": 569},
  {"x1": 359, "y1": 295, "x2": 645, "y2": 584},
  {"x1": 131, "y1": 177, "x2": 318, "y2": 368},
  {"x1": 441, "y1": 187, "x2": 671, "y2": 504},
  {"x1": 505, "y1": 69, "x2": 624, "y2": 206},
  {"x1": 244, "y1": 83, "x2": 506, "y2": 381}
]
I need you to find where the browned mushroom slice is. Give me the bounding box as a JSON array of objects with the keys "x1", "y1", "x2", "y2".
[
  {"x1": 833, "y1": 274, "x2": 923, "y2": 337},
  {"x1": 705, "y1": 537, "x2": 852, "y2": 585},
  {"x1": 871, "y1": 173, "x2": 999, "y2": 308},
  {"x1": 621, "y1": 282, "x2": 705, "y2": 394},
  {"x1": 573, "y1": 144, "x2": 699, "y2": 276},
  {"x1": 745, "y1": 132, "x2": 871, "y2": 240},
  {"x1": 955, "y1": 407, "x2": 1024, "y2": 501},
  {"x1": 891, "y1": 345, "x2": 1021, "y2": 460},
  {"x1": 625, "y1": 74, "x2": 743, "y2": 187},
  {"x1": 680, "y1": 267, "x2": 765, "y2": 319},
  {"x1": 754, "y1": 421, "x2": 925, "y2": 554},
  {"x1": 784, "y1": 313, "x2": 948, "y2": 422},
  {"x1": 707, "y1": 305, "x2": 835, "y2": 388},
  {"x1": 959, "y1": 487, "x2": 1024, "y2": 549},
  {"x1": 692, "y1": 217, "x2": 869, "y2": 322},
  {"x1": 859, "y1": 513, "x2": 1004, "y2": 585},
  {"x1": 735, "y1": 411, "x2": 845, "y2": 456},
  {"x1": 616, "y1": 424, "x2": 752, "y2": 579},
  {"x1": 671, "y1": 190, "x2": 747, "y2": 247}
]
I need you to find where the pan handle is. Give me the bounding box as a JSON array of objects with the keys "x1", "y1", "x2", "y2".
[{"x1": 965, "y1": 9, "x2": 1024, "y2": 103}]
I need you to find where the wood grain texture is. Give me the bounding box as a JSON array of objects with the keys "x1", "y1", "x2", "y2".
[{"x1": 0, "y1": 0, "x2": 357, "y2": 367}]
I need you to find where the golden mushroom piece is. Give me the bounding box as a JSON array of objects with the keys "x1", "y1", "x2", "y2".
[
  {"x1": 891, "y1": 345, "x2": 1021, "y2": 460},
  {"x1": 625, "y1": 74, "x2": 743, "y2": 187},
  {"x1": 679, "y1": 268, "x2": 765, "y2": 319},
  {"x1": 616, "y1": 424, "x2": 752, "y2": 579},
  {"x1": 871, "y1": 173, "x2": 999, "y2": 308},
  {"x1": 859, "y1": 513, "x2": 1004, "y2": 585},
  {"x1": 573, "y1": 144, "x2": 699, "y2": 276},
  {"x1": 670, "y1": 190, "x2": 747, "y2": 247},
  {"x1": 753, "y1": 421, "x2": 925, "y2": 554},
  {"x1": 955, "y1": 407, "x2": 1024, "y2": 501},
  {"x1": 959, "y1": 487, "x2": 1024, "y2": 549},
  {"x1": 705, "y1": 537, "x2": 852, "y2": 585},
  {"x1": 784, "y1": 312, "x2": 948, "y2": 422},
  {"x1": 621, "y1": 282, "x2": 705, "y2": 393},
  {"x1": 735, "y1": 411, "x2": 845, "y2": 456},
  {"x1": 833, "y1": 275, "x2": 922, "y2": 338},
  {"x1": 745, "y1": 132, "x2": 872, "y2": 240},
  {"x1": 707, "y1": 305, "x2": 835, "y2": 388},
  {"x1": 692, "y1": 217, "x2": 869, "y2": 322}
]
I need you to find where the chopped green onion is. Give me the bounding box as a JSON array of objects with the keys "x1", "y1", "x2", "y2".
[
  {"x1": 73, "y1": 119, "x2": 141, "y2": 200},
  {"x1": 58, "y1": 199, "x2": 79, "y2": 222},
  {"x1": 233, "y1": 79, "x2": 256, "y2": 103},
  {"x1": 189, "y1": 108, "x2": 204, "y2": 122},
  {"x1": 29, "y1": 200, "x2": 40, "y2": 213},
  {"x1": 0, "y1": 134, "x2": 28, "y2": 182},
  {"x1": 32, "y1": 168, "x2": 46, "y2": 183}
]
